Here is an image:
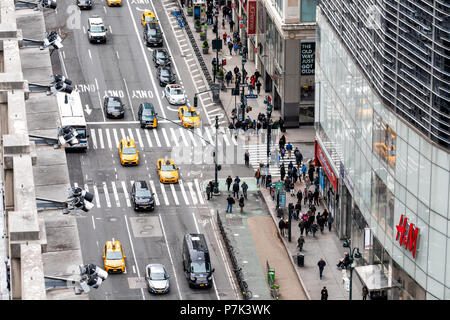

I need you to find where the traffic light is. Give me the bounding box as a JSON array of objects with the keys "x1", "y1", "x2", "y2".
[
  {"x1": 217, "y1": 164, "x2": 222, "y2": 171},
  {"x1": 194, "y1": 95, "x2": 198, "y2": 108}
]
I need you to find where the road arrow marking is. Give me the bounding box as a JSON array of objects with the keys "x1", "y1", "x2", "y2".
[{"x1": 84, "y1": 104, "x2": 92, "y2": 115}]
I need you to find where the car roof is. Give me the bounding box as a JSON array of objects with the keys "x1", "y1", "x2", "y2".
[
  {"x1": 89, "y1": 16, "x2": 104, "y2": 25},
  {"x1": 105, "y1": 240, "x2": 122, "y2": 252},
  {"x1": 167, "y1": 84, "x2": 181, "y2": 89},
  {"x1": 141, "y1": 102, "x2": 154, "y2": 109},
  {"x1": 155, "y1": 48, "x2": 168, "y2": 53},
  {"x1": 106, "y1": 96, "x2": 121, "y2": 102},
  {"x1": 134, "y1": 180, "x2": 149, "y2": 189},
  {"x1": 147, "y1": 264, "x2": 165, "y2": 273}
]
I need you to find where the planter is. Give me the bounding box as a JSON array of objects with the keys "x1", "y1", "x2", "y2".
[
  {"x1": 202, "y1": 47, "x2": 209, "y2": 54},
  {"x1": 200, "y1": 33, "x2": 206, "y2": 41},
  {"x1": 216, "y1": 75, "x2": 224, "y2": 82},
  {"x1": 195, "y1": 25, "x2": 202, "y2": 32},
  {"x1": 187, "y1": 7, "x2": 193, "y2": 16}
]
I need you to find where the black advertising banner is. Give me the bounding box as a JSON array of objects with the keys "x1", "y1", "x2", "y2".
[{"x1": 301, "y1": 42, "x2": 315, "y2": 75}]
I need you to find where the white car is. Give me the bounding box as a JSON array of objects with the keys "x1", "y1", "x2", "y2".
[{"x1": 164, "y1": 84, "x2": 186, "y2": 105}]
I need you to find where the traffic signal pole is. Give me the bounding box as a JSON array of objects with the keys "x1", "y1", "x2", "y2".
[{"x1": 213, "y1": 115, "x2": 220, "y2": 195}]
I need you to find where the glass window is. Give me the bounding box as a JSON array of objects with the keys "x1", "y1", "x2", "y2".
[
  {"x1": 427, "y1": 229, "x2": 446, "y2": 283},
  {"x1": 372, "y1": 111, "x2": 396, "y2": 169},
  {"x1": 301, "y1": 0, "x2": 317, "y2": 22},
  {"x1": 418, "y1": 154, "x2": 431, "y2": 206},
  {"x1": 406, "y1": 145, "x2": 419, "y2": 196},
  {"x1": 430, "y1": 164, "x2": 449, "y2": 216}
]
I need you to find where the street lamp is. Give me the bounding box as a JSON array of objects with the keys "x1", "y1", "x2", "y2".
[
  {"x1": 239, "y1": 50, "x2": 247, "y2": 122},
  {"x1": 343, "y1": 238, "x2": 362, "y2": 300}
]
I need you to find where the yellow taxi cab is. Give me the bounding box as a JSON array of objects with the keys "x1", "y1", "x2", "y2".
[
  {"x1": 374, "y1": 142, "x2": 396, "y2": 167},
  {"x1": 103, "y1": 239, "x2": 126, "y2": 273},
  {"x1": 141, "y1": 11, "x2": 158, "y2": 26},
  {"x1": 178, "y1": 105, "x2": 200, "y2": 128},
  {"x1": 118, "y1": 138, "x2": 139, "y2": 166},
  {"x1": 106, "y1": 0, "x2": 122, "y2": 6},
  {"x1": 157, "y1": 158, "x2": 179, "y2": 183}
]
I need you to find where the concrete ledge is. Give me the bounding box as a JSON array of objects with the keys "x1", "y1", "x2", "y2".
[
  {"x1": 8, "y1": 210, "x2": 40, "y2": 242},
  {"x1": 12, "y1": 154, "x2": 37, "y2": 213},
  {"x1": 20, "y1": 243, "x2": 46, "y2": 300}
]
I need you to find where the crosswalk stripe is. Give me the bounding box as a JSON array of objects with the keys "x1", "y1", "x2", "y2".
[
  {"x1": 93, "y1": 184, "x2": 101, "y2": 208},
  {"x1": 227, "y1": 129, "x2": 238, "y2": 145},
  {"x1": 127, "y1": 128, "x2": 135, "y2": 144},
  {"x1": 144, "y1": 129, "x2": 153, "y2": 147},
  {"x1": 102, "y1": 182, "x2": 111, "y2": 208},
  {"x1": 187, "y1": 181, "x2": 198, "y2": 205},
  {"x1": 98, "y1": 129, "x2": 105, "y2": 149},
  {"x1": 120, "y1": 128, "x2": 126, "y2": 141},
  {"x1": 121, "y1": 181, "x2": 131, "y2": 207},
  {"x1": 111, "y1": 181, "x2": 121, "y2": 207},
  {"x1": 179, "y1": 180, "x2": 190, "y2": 205},
  {"x1": 195, "y1": 128, "x2": 207, "y2": 146},
  {"x1": 222, "y1": 132, "x2": 231, "y2": 146},
  {"x1": 178, "y1": 128, "x2": 189, "y2": 147},
  {"x1": 135, "y1": 128, "x2": 144, "y2": 149},
  {"x1": 153, "y1": 129, "x2": 162, "y2": 147},
  {"x1": 170, "y1": 128, "x2": 179, "y2": 147},
  {"x1": 160, "y1": 183, "x2": 169, "y2": 206},
  {"x1": 161, "y1": 128, "x2": 171, "y2": 147},
  {"x1": 204, "y1": 126, "x2": 214, "y2": 146},
  {"x1": 90, "y1": 129, "x2": 98, "y2": 149},
  {"x1": 113, "y1": 128, "x2": 119, "y2": 148},
  {"x1": 194, "y1": 179, "x2": 204, "y2": 204},
  {"x1": 149, "y1": 180, "x2": 160, "y2": 206},
  {"x1": 106, "y1": 128, "x2": 113, "y2": 149},
  {"x1": 188, "y1": 130, "x2": 197, "y2": 147},
  {"x1": 169, "y1": 184, "x2": 179, "y2": 205}
]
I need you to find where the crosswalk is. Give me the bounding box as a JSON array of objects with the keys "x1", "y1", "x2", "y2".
[
  {"x1": 247, "y1": 144, "x2": 301, "y2": 177},
  {"x1": 88, "y1": 126, "x2": 240, "y2": 150},
  {"x1": 72, "y1": 179, "x2": 205, "y2": 209}
]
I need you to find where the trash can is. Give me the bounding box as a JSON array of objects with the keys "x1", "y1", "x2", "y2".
[
  {"x1": 211, "y1": 83, "x2": 220, "y2": 102},
  {"x1": 297, "y1": 252, "x2": 304, "y2": 267}
]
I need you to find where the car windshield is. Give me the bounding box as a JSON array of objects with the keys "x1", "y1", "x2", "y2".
[
  {"x1": 150, "y1": 271, "x2": 166, "y2": 280},
  {"x1": 171, "y1": 89, "x2": 183, "y2": 95},
  {"x1": 76, "y1": 129, "x2": 87, "y2": 139},
  {"x1": 123, "y1": 147, "x2": 136, "y2": 154},
  {"x1": 161, "y1": 165, "x2": 176, "y2": 171},
  {"x1": 184, "y1": 111, "x2": 197, "y2": 117},
  {"x1": 156, "y1": 52, "x2": 167, "y2": 59},
  {"x1": 191, "y1": 261, "x2": 210, "y2": 273},
  {"x1": 161, "y1": 69, "x2": 172, "y2": 77},
  {"x1": 91, "y1": 25, "x2": 105, "y2": 32},
  {"x1": 148, "y1": 28, "x2": 161, "y2": 36},
  {"x1": 106, "y1": 251, "x2": 122, "y2": 260},
  {"x1": 145, "y1": 16, "x2": 156, "y2": 22},
  {"x1": 108, "y1": 100, "x2": 122, "y2": 109},
  {"x1": 136, "y1": 189, "x2": 151, "y2": 198}
]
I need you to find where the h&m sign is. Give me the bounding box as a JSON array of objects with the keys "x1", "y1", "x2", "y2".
[{"x1": 396, "y1": 214, "x2": 419, "y2": 259}]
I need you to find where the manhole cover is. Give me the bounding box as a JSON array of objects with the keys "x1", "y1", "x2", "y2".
[
  {"x1": 136, "y1": 218, "x2": 147, "y2": 223},
  {"x1": 143, "y1": 225, "x2": 154, "y2": 230},
  {"x1": 109, "y1": 217, "x2": 118, "y2": 222},
  {"x1": 227, "y1": 218, "x2": 243, "y2": 226}
]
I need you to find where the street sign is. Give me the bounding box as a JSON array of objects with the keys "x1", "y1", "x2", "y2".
[
  {"x1": 212, "y1": 39, "x2": 222, "y2": 50},
  {"x1": 245, "y1": 94, "x2": 258, "y2": 99},
  {"x1": 275, "y1": 182, "x2": 283, "y2": 191},
  {"x1": 279, "y1": 192, "x2": 286, "y2": 207},
  {"x1": 231, "y1": 88, "x2": 240, "y2": 96},
  {"x1": 239, "y1": 83, "x2": 248, "y2": 87}
]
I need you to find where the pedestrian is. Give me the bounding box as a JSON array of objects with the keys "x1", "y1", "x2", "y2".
[
  {"x1": 362, "y1": 285, "x2": 369, "y2": 300},
  {"x1": 311, "y1": 223, "x2": 318, "y2": 237},
  {"x1": 228, "y1": 40, "x2": 233, "y2": 55},
  {"x1": 303, "y1": 187, "x2": 308, "y2": 205},
  {"x1": 255, "y1": 80, "x2": 262, "y2": 95},
  {"x1": 297, "y1": 235, "x2": 305, "y2": 251},
  {"x1": 321, "y1": 287, "x2": 328, "y2": 300},
  {"x1": 308, "y1": 165, "x2": 315, "y2": 183},
  {"x1": 298, "y1": 219, "x2": 305, "y2": 236},
  {"x1": 317, "y1": 258, "x2": 326, "y2": 279},
  {"x1": 229, "y1": 19, "x2": 234, "y2": 32},
  {"x1": 294, "y1": 201, "x2": 301, "y2": 219},
  {"x1": 244, "y1": 150, "x2": 250, "y2": 166},
  {"x1": 278, "y1": 218, "x2": 286, "y2": 237},
  {"x1": 279, "y1": 117, "x2": 285, "y2": 132},
  {"x1": 206, "y1": 183, "x2": 211, "y2": 200},
  {"x1": 317, "y1": 214, "x2": 325, "y2": 232},
  {"x1": 255, "y1": 168, "x2": 261, "y2": 187},
  {"x1": 248, "y1": 83, "x2": 255, "y2": 94},
  {"x1": 286, "y1": 142, "x2": 293, "y2": 158},
  {"x1": 254, "y1": 69, "x2": 261, "y2": 81},
  {"x1": 280, "y1": 147, "x2": 286, "y2": 160},
  {"x1": 327, "y1": 214, "x2": 334, "y2": 232},
  {"x1": 308, "y1": 191, "x2": 313, "y2": 206},
  {"x1": 239, "y1": 194, "x2": 245, "y2": 213},
  {"x1": 226, "y1": 194, "x2": 235, "y2": 213},
  {"x1": 279, "y1": 134, "x2": 286, "y2": 151},
  {"x1": 256, "y1": 121, "x2": 262, "y2": 134},
  {"x1": 241, "y1": 181, "x2": 248, "y2": 199},
  {"x1": 233, "y1": 42, "x2": 239, "y2": 54},
  {"x1": 225, "y1": 70, "x2": 232, "y2": 86},
  {"x1": 289, "y1": 181, "x2": 295, "y2": 197},
  {"x1": 232, "y1": 181, "x2": 240, "y2": 198},
  {"x1": 222, "y1": 18, "x2": 225, "y2": 29},
  {"x1": 226, "y1": 175, "x2": 233, "y2": 191},
  {"x1": 288, "y1": 161, "x2": 294, "y2": 176},
  {"x1": 301, "y1": 164, "x2": 307, "y2": 180},
  {"x1": 222, "y1": 32, "x2": 227, "y2": 45},
  {"x1": 262, "y1": 164, "x2": 268, "y2": 187},
  {"x1": 280, "y1": 163, "x2": 286, "y2": 181},
  {"x1": 314, "y1": 189, "x2": 319, "y2": 205}
]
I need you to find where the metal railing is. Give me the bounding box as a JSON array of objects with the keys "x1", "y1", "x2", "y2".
[{"x1": 216, "y1": 211, "x2": 252, "y2": 300}]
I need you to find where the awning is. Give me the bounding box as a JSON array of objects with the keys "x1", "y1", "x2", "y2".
[{"x1": 354, "y1": 264, "x2": 400, "y2": 291}]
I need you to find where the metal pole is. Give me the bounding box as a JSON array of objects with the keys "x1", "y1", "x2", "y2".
[
  {"x1": 214, "y1": 11, "x2": 219, "y2": 83},
  {"x1": 213, "y1": 115, "x2": 220, "y2": 195},
  {"x1": 349, "y1": 266, "x2": 353, "y2": 300}
]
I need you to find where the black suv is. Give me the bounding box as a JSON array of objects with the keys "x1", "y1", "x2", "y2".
[
  {"x1": 131, "y1": 181, "x2": 155, "y2": 211},
  {"x1": 104, "y1": 96, "x2": 125, "y2": 118},
  {"x1": 138, "y1": 102, "x2": 158, "y2": 128},
  {"x1": 157, "y1": 65, "x2": 176, "y2": 87},
  {"x1": 143, "y1": 23, "x2": 163, "y2": 47},
  {"x1": 152, "y1": 48, "x2": 171, "y2": 67}
]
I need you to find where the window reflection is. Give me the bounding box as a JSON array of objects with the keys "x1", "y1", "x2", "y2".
[{"x1": 373, "y1": 111, "x2": 396, "y2": 169}]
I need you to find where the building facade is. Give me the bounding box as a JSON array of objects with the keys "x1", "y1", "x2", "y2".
[{"x1": 315, "y1": 1, "x2": 450, "y2": 300}]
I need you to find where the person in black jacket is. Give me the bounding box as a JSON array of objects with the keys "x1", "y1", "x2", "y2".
[
  {"x1": 321, "y1": 287, "x2": 328, "y2": 300},
  {"x1": 317, "y1": 258, "x2": 326, "y2": 279},
  {"x1": 278, "y1": 218, "x2": 286, "y2": 237},
  {"x1": 226, "y1": 175, "x2": 233, "y2": 191},
  {"x1": 232, "y1": 181, "x2": 240, "y2": 198},
  {"x1": 226, "y1": 195, "x2": 235, "y2": 213},
  {"x1": 280, "y1": 163, "x2": 286, "y2": 181},
  {"x1": 239, "y1": 194, "x2": 245, "y2": 213},
  {"x1": 297, "y1": 190, "x2": 303, "y2": 203}
]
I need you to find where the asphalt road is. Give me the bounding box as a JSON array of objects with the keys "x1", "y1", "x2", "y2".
[{"x1": 45, "y1": 0, "x2": 237, "y2": 300}]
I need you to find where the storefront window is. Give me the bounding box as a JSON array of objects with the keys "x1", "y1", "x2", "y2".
[
  {"x1": 301, "y1": 0, "x2": 318, "y2": 22},
  {"x1": 392, "y1": 260, "x2": 426, "y2": 300},
  {"x1": 372, "y1": 111, "x2": 396, "y2": 169},
  {"x1": 371, "y1": 171, "x2": 395, "y2": 238}
]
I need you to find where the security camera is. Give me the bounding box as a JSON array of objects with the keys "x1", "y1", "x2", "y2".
[
  {"x1": 40, "y1": 0, "x2": 57, "y2": 9},
  {"x1": 41, "y1": 31, "x2": 63, "y2": 50}
]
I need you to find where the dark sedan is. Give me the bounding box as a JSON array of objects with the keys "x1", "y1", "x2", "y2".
[
  {"x1": 152, "y1": 48, "x2": 171, "y2": 67},
  {"x1": 131, "y1": 181, "x2": 155, "y2": 211},
  {"x1": 76, "y1": 0, "x2": 93, "y2": 9},
  {"x1": 143, "y1": 23, "x2": 163, "y2": 47},
  {"x1": 157, "y1": 66, "x2": 176, "y2": 87},
  {"x1": 104, "y1": 96, "x2": 125, "y2": 119}
]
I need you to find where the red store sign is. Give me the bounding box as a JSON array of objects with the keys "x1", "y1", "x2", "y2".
[
  {"x1": 247, "y1": 1, "x2": 257, "y2": 35},
  {"x1": 315, "y1": 140, "x2": 338, "y2": 192},
  {"x1": 396, "y1": 214, "x2": 419, "y2": 259}
]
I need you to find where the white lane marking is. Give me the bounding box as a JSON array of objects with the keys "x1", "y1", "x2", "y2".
[
  {"x1": 121, "y1": 181, "x2": 131, "y2": 207},
  {"x1": 90, "y1": 129, "x2": 98, "y2": 149},
  {"x1": 161, "y1": 128, "x2": 171, "y2": 147},
  {"x1": 221, "y1": 132, "x2": 231, "y2": 146},
  {"x1": 58, "y1": 50, "x2": 68, "y2": 78},
  {"x1": 113, "y1": 128, "x2": 119, "y2": 148},
  {"x1": 94, "y1": 78, "x2": 106, "y2": 122},
  {"x1": 169, "y1": 128, "x2": 179, "y2": 147},
  {"x1": 83, "y1": 26, "x2": 86, "y2": 34},
  {"x1": 88, "y1": 49, "x2": 92, "y2": 61},
  {"x1": 204, "y1": 126, "x2": 215, "y2": 145},
  {"x1": 123, "y1": 78, "x2": 136, "y2": 121},
  {"x1": 116, "y1": 51, "x2": 120, "y2": 59},
  {"x1": 93, "y1": 184, "x2": 101, "y2": 208},
  {"x1": 135, "y1": 128, "x2": 144, "y2": 149},
  {"x1": 109, "y1": 25, "x2": 112, "y2": 34},
  {"x1": 211, "y1": 127, "x2": 222, "y2": 146},
  {"x1": 103, "y1": 6, "x2": 107, "y2": 14},
  {"x1": 194, "y1": 179, "x2": 205, "y2": 204},
  {"x1": 153, "y1": 129, "x2": 162, "y2": 147},
  {"x1": 91, "y1": 215, "x2": 96, "y2": 230},
  {"x1": 178, "y1": 128, "x2": 189, "y2": 147},
  {"x1": 98, "y1": 128, "x2": 105, "y2": 149},
  {"x1": 102, "y1": 182, "x2": 111, "y2": 208},
  {"x1": 111, "y1": 181, "x2": 121, "y2": 207},
  {"x1": 228, "y1": 128, "x2": 238, "y2": 145},
  {"x1": 106, "y1": 128, "x2": 113, "y2": 149},
  {"x1": 160, "y1": 183, "x2": 169, "y2": 206},
  {"x1": 127, "y1": 128, "x2": 135, "y2": 144},
  {"x1": 187, "y1": 130, "x2": 198, "y2": 147},
  {"x1": 124, "y1": 215, "x2": 146, "y2": 300},
  {"x1": 120, "y1": 128, "x2": 127, "y2": 141},
  {"x1": 132, "y1": 265, "x2": 136, "y2": 274},
  {"x1": 207, "y1": 108, "x2": 221, "y2": 113},
  {"x1": 124, "y1": 0, "x2": 167, "y2": 119},
  {"x1": 195, "y1": 128, "x2": 207, "y2": 146},
  {"x1": 158, "y1": 213, "x2": 182, "y2": 299},
  {"x1": 169, "y1": 184, "x2": 179, "y2": 206},
  {"x1": 187, "y1": 181, "x2": 198, "y2": 205},
  {"x1": 149, "y1": 180, "x2": 160, "y2": 206},
  {"x1": 144, "y1": 129, "x2": 153, "y2": 147},
  {"x1": 179, "y1": 180, "x2": 190, "y2": 205}
]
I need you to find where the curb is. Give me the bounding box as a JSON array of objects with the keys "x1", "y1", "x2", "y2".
[{"x1": 257, "y1": 189, "x2": 312, "y2": 300}]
